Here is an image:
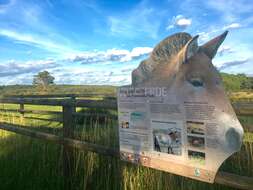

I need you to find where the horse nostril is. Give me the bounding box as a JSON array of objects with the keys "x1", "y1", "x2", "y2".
[
  {"x1": 188, "y1": 77, "x2": 203, "y2": 87},
  {"x1": 225, "y1": 128, "x2": 241, "y2": 151}
]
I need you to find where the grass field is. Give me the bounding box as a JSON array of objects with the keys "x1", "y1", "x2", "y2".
[{"x1": 0, "y1": 96, "x2": 252, "y2": 190}]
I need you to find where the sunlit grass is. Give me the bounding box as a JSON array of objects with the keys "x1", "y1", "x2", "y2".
[
  {"x1": 230, "y1": 91, "x2": 253, "y2": 102},
  {"x1": 0, "y1": 99, "x2": 252, "y2": 190}
]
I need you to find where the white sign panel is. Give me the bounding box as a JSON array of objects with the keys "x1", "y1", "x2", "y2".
[{"x1": 117, "y1": 32, "x2": 244, "y2": 183}]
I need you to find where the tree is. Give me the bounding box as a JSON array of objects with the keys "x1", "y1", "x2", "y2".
[
  {"x1": 33, "y1": 71, "x2": 55, "y2": 90},
  {"x1": 221, "y1": 73, "x2": 253, "y2": 91},
  {"x1": 241, "y1": 78, "x2": 251, "y2": 90}
]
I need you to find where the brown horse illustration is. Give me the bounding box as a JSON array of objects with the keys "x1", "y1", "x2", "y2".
[{"x1": 132, "y1": 31, "x2": 243, "y2": 154}]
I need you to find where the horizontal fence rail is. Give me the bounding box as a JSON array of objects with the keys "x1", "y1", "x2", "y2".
[
  {"x1": 0, "y1": 122, "x2": 120, "y2": 161},
  {"x1": 0, "y1": 108, "x2": 62, "y2": 115},
  {"x1": 0, "y1": 98, "x2": 118, "y2": 108},
  {"x1": 2, "y1": 93, "x2": 116, "y2": 99},
  {"x1": 0, "y1": 96, "x2": 253, "y2": 190},
  {"x1": 0, "y1": 98, "x2": 252, "y2": 117},
  {"x1": 73, "y1": 112, "x2": 118, "y2": 119}
]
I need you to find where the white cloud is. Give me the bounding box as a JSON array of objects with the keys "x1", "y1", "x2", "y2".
[
  {"x1": 223, "y1": 23, "x2": 242, "y2": 30},
  {"x1": 197, "y1": 31, "x2": 211, "y2": 44},
  {"x1": 205, "y1": 0, "x2": 253, "y2": 22},
  {"x1": 51, "y1": 67, "x2": 131, "y2": 86},
  {"x1": 0, "y1": 59, "x2": 57, "y2": 77},
  {"x1": 197, "y1": 27, "x2": 226, "y2": 44},
  {"x1": 120, "y1": 47, "x2": 153, "y2": 62},
  {"x1": 0, "y1": 45, "x2": 152, "y2": 85},
  {"x1": 166, "y1": 15, "x2": 192, "y2": 30},
  {"x1": 176, "y1": 17, "x2": 192, "y2": 27},
  {"x1": 217, "y1": 45, "x2": 234, "y2": 56},
  {"x1": 0, "y1": 29, "x2": 77, "y2": 54},
  {"x1": 216, "y1": 58, "x2": 250, "y2": 70},
  {"x1": 68, "y1": 47, "x2": 153, "y2": 64},
  {"x1": 0, "y1": 1, "x2": 80, "y2": 56}
]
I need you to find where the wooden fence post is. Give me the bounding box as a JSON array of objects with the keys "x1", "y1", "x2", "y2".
[
  {"x1": 63, "y1": 98, "x2": 76, "y2": 189},
  {"x1": 19, "y1": 103, "x2": 24, "y2": 122},
  {"x1": 20, "y1": 103, "x2": 24, "y2": 113}
]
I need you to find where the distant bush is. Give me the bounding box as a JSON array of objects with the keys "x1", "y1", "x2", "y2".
[
  {"x1": 0, "y1": 73, "x2": 252, "y2": 97},
  {"x1": 221, "y1": 73, "x2": 253, "y2": 92},
  {"x1": 0, "y1": 85, "x2": 117, "y2": 97}
]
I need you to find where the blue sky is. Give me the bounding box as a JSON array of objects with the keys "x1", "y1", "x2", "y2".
[{"x1": 0, "y1": 0, "x2": 253, "y2": 85}]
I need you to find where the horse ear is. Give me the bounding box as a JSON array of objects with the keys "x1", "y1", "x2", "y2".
[
  {"x1": 182, "y1": 35, "x2": 199, "y2": 63},
  {"x1": 201, "y1": 31, "x2": 228, "y2": 59}
]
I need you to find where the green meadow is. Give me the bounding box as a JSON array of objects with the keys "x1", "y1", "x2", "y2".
[{"x1": 0, "y1": 83, "x2": 252, "y2": 190}]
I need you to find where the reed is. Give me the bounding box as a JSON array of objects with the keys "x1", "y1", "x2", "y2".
[{"x1": 0, "y1": 102, "x2": 252, "y2": 190}]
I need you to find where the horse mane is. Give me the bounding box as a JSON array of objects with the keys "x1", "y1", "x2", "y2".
[
  {"x1": 132, "y1": 32, "x2": 193, "y2": 86},
  {"x1": 151, "y1": 32, "x2": 192, "y2": 63}
]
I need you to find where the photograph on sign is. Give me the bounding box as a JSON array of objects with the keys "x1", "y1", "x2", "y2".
[{"x1": 152, "y1": 121, "x2": 182, "y2": 155}]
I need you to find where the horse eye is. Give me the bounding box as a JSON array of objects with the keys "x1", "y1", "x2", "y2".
[{"x1": 189, "y1": 77, "x2": 204, "y2": 87}]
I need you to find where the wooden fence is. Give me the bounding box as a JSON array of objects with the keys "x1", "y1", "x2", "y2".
[{"x1": 0, "y1": 95, "x2": 252, "y2": 190}]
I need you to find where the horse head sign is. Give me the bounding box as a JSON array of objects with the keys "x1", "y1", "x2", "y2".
[{"x1": 117, "y1": 31, "x2": 244, "y2": 183}]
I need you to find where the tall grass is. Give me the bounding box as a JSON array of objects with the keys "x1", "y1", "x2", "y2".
[{"x1": 0, "y1": 103, "x2": 252, "y2": 190}]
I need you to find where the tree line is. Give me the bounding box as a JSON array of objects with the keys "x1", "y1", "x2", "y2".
[
  {"x1": 0, "y1": 71, "x2": 252, "y2": 96},
  {"x1": 221, "y1": 73, "x2": 253, "y2": 91}
]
